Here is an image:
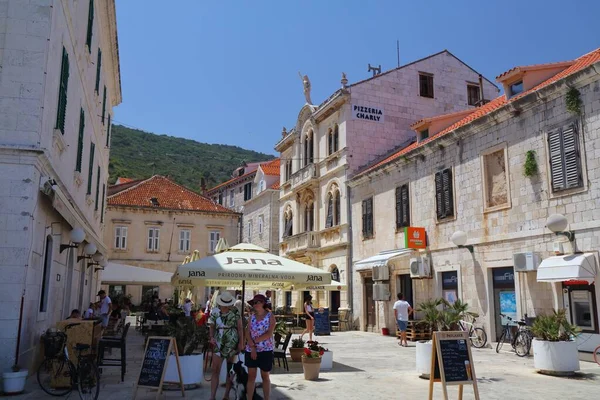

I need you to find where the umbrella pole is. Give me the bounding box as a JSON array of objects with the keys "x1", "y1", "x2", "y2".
[{"x1": 241, "y1": 280, "x2": 246, "y2": 349}]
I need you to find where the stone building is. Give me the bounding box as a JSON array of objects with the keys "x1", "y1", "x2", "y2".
[
  {"x1": 103, "y1": 176, "x2": 240, "y2": 304},
  {"x1": 0, "y1": 0, "x2": 121, "y2": 370},
  {"x1": 275, "y1": 50, "x2": 498, "y2": 315},
  {"x1": 206, "y1": 161, "x2": 267, "y2": 212},
  {"x1": 349, "y1": 47, "x2": 600, "y2": 352}
]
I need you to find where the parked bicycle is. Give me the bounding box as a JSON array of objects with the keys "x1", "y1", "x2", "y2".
[
  {"x1": 594, "y1": 344, "x2": 600, "y2": 366},
  {"x1": 458, "y1": 317, "x2": 487, "y2": 348},
  {"x1": 37, "y1": 323, "x2": 100, "y2": 400},
  {"x1": 496, "y1": 313, "x2": 533, "y2": 357}
]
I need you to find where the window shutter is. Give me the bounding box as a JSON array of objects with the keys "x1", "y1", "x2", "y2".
[
  {"x1": 86, "y1": 143, "x2": 95, "y2": 194},
  {"x1": 435, "y1": 172, "x2": 444, "y2": 219},
  {"x1": 101, "y1": 86, "x2": 107, "y2": 124},
  {"x1": 115, "y1": 227, "x2": 120, "y2": 248},
  {"x1": 95, "y1": 49, "x2": 101, "y2": 93},
  {"x1": 100, "y1": 183, "x2": 106, "y2": 223},
  {"x1": 442, "y1": 169, "x2": 454, "y2": 217},
  {"x1": 395, "y1": 187, "x2": 402, "y2": 229},
  {"x1": 76, "y1": 108, "x2": 84, "y2": 172},
  {"x1": 548, "y1": 129, "x2": 564, "y2": 191},
  {"x1": 106, "y1": 115, "x2": 111, "y2": 147},
  {"x1": 86, "y1": 0, "x2": 94, "y2": 51},
  {"x1": 94, "y1": 166, "x2": 100, "y2": 210},
  {"x1": 367, "y1": 198, "x2": 373, "y2": 236},
  {"x1": 148, "y1": 229, "x2": 153, "y2": 250},
  {"x1": 56, "y1": 47, "x2": 69, "y2": 133},
  {"x1": 334, "y1": 125, "x2": 339, "y2": 152},
  {"x1": 328, "y1": 130, "x2": 333, "y2": 155},
  {"x1": 179, "y1": 231, "x2": 185, "y2": 251},
  {"x1": 155, "y1": 230, "x2": 159, "y2": 250},
  {"x1": 326, "y1": 195, "x2": 333, "y2": 228},
  {"x1": 122, "y1": 227, "x2": 127, "y2": 248},
  {"x1": 401, "y1": 184, "x2": 410, "y2": 227},
  {"x1": 562, "y1": 124, "x2": 583, "y2": 189},
  {"x1": 362, "y1": 200, "x2": 367, "y2": 236}
]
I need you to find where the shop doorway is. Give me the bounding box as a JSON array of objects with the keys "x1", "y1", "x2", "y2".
[
  {"x1": 330, "y1": 291, "x2": 340, "y2": 314},
  {"x1": 492, "y1": 267, "x2": 516, "y2": 340},
  {"x1": 364, "y1": 277, "x2": 375, "y2": 328},
  {"x1": 396, "y1": 274, "x2": 414, "y2": 319}
]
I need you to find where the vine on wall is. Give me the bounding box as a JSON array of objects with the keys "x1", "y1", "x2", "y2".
[
  {"x1": 566, "y1": 87, "x2": 582, "y2": 115},
  {"x1": 523, "y1": 150, "x2": 538, "y2": 177}
]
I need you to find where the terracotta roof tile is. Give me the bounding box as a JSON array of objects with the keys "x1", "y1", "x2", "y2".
[
  {"x1": 357, "y1": 47, "x2": 600, "y2": 178},
  {"x1": 107, "y1": 175, "x2": 236, "y2": 213},
  {"x1": 260, "y1": 158, "x2": 280, "y2": 176},
  {"x1": 495, "y1": 60, "x2": 575, "y2": 80},
  {"x1": 115, "y1": 177, "x2": 134, "y2": 184},
  {"x1": 270, "y1": 182, "x2": 280, "y2": 190}
]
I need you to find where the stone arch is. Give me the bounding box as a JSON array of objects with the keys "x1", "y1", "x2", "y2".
[
  {"x1": 329, "y1": 264, "x2": 340, "y2": 282},
  {"x1": 325, "y1": 181, "x2": 342, "y2": 227},
  {"x1": 282, "y1": 203, "x2": 294, "y2": 237},
  {"x1": 295, "y1": 104, "x2": 316, "y2": 135}
]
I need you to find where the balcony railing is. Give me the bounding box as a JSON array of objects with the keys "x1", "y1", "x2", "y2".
[
  {"x1": 290, "y1": 163, "x2": 319, "y2": 190},
  {"x1": 281, "y1": 231, "x2": 320, "y2": 254}
]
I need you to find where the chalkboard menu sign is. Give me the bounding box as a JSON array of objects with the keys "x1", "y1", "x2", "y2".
[
  {"x1": 429, "y1": 331, "x2": 480, "y2": 400},
  {"x1": 138, "y1": 337, "x2": 170, "y2": 387},
  {"x1": 314, "y1": 308, "x2": 330, "y2": 336}
]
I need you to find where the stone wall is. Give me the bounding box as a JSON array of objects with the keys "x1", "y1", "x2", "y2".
[{"x1": 241, "y1": 189, "x2": 279, "y2": 253}]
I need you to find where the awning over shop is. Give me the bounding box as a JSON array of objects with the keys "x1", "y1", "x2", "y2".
[
  {"x1": 101, "y1": 263, "x2": 173, "y2": 286},
  {"x1": 354, "y1": 249, "x2": 413, "y2": 271},
  {"x1": 536, "y1": 253, "x2": 597, "y2": 283}
]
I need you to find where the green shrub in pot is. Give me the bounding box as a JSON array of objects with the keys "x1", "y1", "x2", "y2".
[{"x1": 531, "y1": 309, "x2": 580, "y2": 341}]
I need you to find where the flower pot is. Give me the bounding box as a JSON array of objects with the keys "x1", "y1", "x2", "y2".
[
  {"x1": 382, "y1": 327, "x2": 390, "y2": 336},
  {"x1": 289, "y1": 347, "x2": 304, "y2": 362},
  {"x1": 165, "y1": 354, "x2": 203, "y2": 385},
  {"x1": 320, "y1": 351, "x2": 333, "y2": 370},
  {"x1": 2, "y1": 369, "x2": 28, "y2": 395},
  {"x1": 301, "y1": 356, "x2": 321, "y2": 380},
  {"x1": 532, "y1": 339, "x2": 580, "y2": 376},
  {"x1": 416, "y1": 341, "x2": 433, "y2": 379}
]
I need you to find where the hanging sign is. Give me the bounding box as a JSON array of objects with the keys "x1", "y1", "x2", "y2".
[
  {"x1": 429, "y1": 331, "x2": 480, "y2": 400},
  {"x1": 351, "y1": 104, "x2": 384, "y2": 123},
  {"x1": 404, "y1": 227, "x2": 427, "y2": 249},
  {"x1": 133, "y1": 337, "x2": 185, "y2": 399}
]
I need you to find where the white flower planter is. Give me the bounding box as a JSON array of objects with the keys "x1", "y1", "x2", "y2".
[
  {"x1": 532, "y1": 339, "x2": 580, "y2": 376},
  {"x1": 320, "y1": 351, "x2": 333, "y2": 370},
  {"x1": 2, "y1": 369, "x2": 28, "y2": 395},
  {"x1": 165, "y1": 354, "x2": 203, "y2": 385},
  {"x1": 416, "y1": 341, "x2": 433, "y2": 378}
]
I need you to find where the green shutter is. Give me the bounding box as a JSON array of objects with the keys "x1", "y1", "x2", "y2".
[
  {"x1": 95, "y1": 49, "x2": 101, "y2": 93},
  {"x1": 55, "y1": 47, "x2": 69, "y2": 134},
  {"x1": 86, "y1": 0, "x2": 94, "y2": 51},
  {"x1": 101, "y1": 86, "x2": 107, "y2": 124},
  {"x1": 100, "y1": 183, "x2": 106, "y2": 222},
  {"x1": 106, "y1": 115, "x2": 111, "y2": 147},
  {"x1": 94, "y1": 166, "x2": 101, "y2": 210},
  {"x1": 87, "y1": 142, "x2": 95, "y2": 194},
  {"x1": 75, "y1": 109, "x2": 85, "y2": 172}
]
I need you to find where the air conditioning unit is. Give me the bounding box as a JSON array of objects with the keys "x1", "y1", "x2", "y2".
[
  {"x1": 410, "y1": 257, "x2": 431, "y2": 279},
  {"x1": 513, "y1": 252, "x2": 538, "y2": 272},
  {"x1": 373, "y1": 283, "x2": 390, "y2": 301},
  {"x1": 372, "y1": 265, "x2": 390, "y2": 281}
]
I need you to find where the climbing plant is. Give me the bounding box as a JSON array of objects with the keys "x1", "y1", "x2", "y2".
[
  {"x1": 565, "y1": 87, "x2": 582, "y2": 115},
  {"x1": 523, "y1": 150, "x2": 538, "y2": 177}
]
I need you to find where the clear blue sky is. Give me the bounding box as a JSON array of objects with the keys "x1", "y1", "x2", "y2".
[{"x1": 114, "y1": 0, "x2": 600, "y2": 155}]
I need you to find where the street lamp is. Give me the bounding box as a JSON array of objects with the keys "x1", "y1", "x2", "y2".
[
  {"x1": 546, "y1": 214, "x2": 575, "y2": 241},
  {"x1": 59, "y1": 228, "x2": 86, "y2": 253},
  {"x1": 451, "y1": 230, "x2": 474, "y2": 253},
  {"x1": 77, "y1": 243, "x2": 98, "y2": 262}
]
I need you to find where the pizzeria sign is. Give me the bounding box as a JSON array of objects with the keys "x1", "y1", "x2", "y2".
[{"x1": 352, "y1": 104, "x2": 384, "y2": 123}]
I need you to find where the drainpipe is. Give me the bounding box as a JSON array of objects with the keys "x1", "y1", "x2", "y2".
[{"x1": 346, "y1": 179, "x2": 354, "y2": 317}]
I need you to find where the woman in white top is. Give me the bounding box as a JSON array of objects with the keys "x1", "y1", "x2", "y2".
[{"x1": 300, "y1": 295, "x2": 315, "y2": 341}]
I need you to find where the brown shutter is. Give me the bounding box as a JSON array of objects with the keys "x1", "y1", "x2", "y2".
[
  {"x1": 401, "y1": 184, "x2": 410, "y2": 227},
  {"x1": 562, "y1": 124, "x2": 583, "y2": 189},
  {"x1": 435, "y1": 172, "x2": 444, "y2": 219},
  {"x1": 442, "y1": 169, "x2": 454, "y2": 217},
  {"x1": 395, "y1": 187, "x2": 402, "y2": 229},
  {"x1": 548, "y1": 128, "x2": 564, "y2": 191}
]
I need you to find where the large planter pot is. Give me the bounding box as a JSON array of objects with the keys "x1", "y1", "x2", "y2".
[
  {"x1": 289, "y1": 347, "x2": 304, "y2": 362},
  {"x1": 165, "y1": 354, "x2": 203, "y2": 386},
  {"x1": 320, "y1": 351, "x2": 333, "y2": 370},
  {"x1": 2, "y1": 369, "x2": 28, "y2": 395},
  {"x1": 532, "y1": 339, "x2": 580, "y2": 376},
  {"x1": 301, "y1": 356, "x2": 321, "y2": 380},
  {"x1": 416, "y1": 341, "x2": 433, "y2": 379}
]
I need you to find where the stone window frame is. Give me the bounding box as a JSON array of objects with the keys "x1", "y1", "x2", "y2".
[
  {"x1": 178, "y1": 229, "x2": 191, "y2": 252},
  {"x1": 434, "y1": 264, "x2": 462, "y2": 305},
  {"x1": 419, "y1": 72, "x2": 434, "y2": 98},
  {"x1": 209, "y1": 230, "x2": 221, "y2": 254},
  {"x1": 394, "y1": 181, "x2": 411, "y2": 231},
  {"x1": 480, "y1": 142, "x2": 512, "y2": 213},
  {"x1": 467, "y1": 83, "x2": 480, "y2": 106}
]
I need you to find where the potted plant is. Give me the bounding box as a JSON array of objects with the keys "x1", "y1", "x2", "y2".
[
  {"x1": 2, "y1": 364, "x2": 28, "y2": 395},
  {"x1": 301, "y1": 347, "x2": 323, "y2": 380},
  {"x1": 289, "y1": 337, "x2": 305, "y2": 362},
  {"x1": 307, "y1": 341, "x2": 332, "y2": 370},
  {"x1": 531, "y1": 309, "x2": 581, "y2": 376},
  {"x1": 164, "y1": 313, "x2": 209, "y2": 386}
]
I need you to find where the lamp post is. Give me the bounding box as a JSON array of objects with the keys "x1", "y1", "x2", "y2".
[
  {"x1": 77, "y1": 243, "x2": 98, "y2": 262},
  {"x1": 546, "y1": 214, "x2": 575, "y2": 241},
  {"x1": 59, "y1": 228, "x2": 86, "y2": 253},
  {"x1": 451, "y1": 231, "x2": 474, "y2": 253}
]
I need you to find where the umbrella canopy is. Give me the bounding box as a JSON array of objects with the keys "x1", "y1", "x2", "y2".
[
  {"x1": 101, "y1": 262, "x2": 173, "y2": 286},
  {"x1": 173, "y1": 242, "x2": 331, "y2": 287}
]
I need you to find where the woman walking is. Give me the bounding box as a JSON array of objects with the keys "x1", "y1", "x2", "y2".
[
  {"x1": 245, "y1": 294, "x2": 275, "y2": 400},
  {"x1": 300, "y1": 295, "x2": 315, "y2": 342},
  {"x1": 208, "y1": 292, "x2": 243, "y2": 400}
]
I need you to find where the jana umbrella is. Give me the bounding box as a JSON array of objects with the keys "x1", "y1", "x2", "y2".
[{"x1": 293, "y1": 280, "x2": 347, "y2": 291}]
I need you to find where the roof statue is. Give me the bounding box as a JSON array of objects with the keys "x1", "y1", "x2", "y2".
[{"x1": 298, "y1": 72, "x2": 312, "y2": 105}]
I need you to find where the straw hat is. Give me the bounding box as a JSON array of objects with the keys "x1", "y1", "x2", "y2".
[{"x1": 216, "y1": 291, "x2": 236, "y2": 307}]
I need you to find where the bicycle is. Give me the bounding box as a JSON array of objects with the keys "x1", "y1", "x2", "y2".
[
  {"x1": 37, "y1": 323, "x2": 100, "y2": 400},
  {"x1": 496, "y1": 314, "x2": 532, "y2": 357},
  {"x1": 594, "y1": 344, "x2": 600, "y2": 366},
  {"x1": 458, "y1": 318, "x2": 487, "y2": 348}
]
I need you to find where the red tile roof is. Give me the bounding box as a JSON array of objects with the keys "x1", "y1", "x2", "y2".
[
  {"x1": 260, "y1": 158, "x2": 280, "y2": 176},
  {"x1": 270, "y1": 182, "x2": 280, "y2": 190},
  {"x1": 357, "y1": 47, "x2": 600, "y2": 178},
  {"x1": 495, "y1": 61, "x2": 575, "y2": 80},
  {"x1": 115, "y1": 177, "x2": 134, "y2": 184},
  {"x1": 107, "y1": 175, "x2": 236, "y2": 213}
]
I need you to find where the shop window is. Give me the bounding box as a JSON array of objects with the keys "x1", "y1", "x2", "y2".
[{"x1": 441, "y1": 271, "x2": 458, "y2": 305}]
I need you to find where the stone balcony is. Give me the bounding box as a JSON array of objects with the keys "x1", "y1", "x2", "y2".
[
  {"x1": 290, "y1": 163, "x2": 319, "y2": 191},
  {"x1": 280, "y1": 231, "x2": 320, "y2": 255}
]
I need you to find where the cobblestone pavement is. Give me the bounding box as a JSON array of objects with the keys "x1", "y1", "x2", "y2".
[{"x1": 9, "y1": 330, "x2": 600, "y2": 399}]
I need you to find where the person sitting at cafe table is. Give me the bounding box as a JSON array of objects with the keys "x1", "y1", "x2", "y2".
[{"x1": 67, "y1": 309, "x2": 81, "y2": 319}]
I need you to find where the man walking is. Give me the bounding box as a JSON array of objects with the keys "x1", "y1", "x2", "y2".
[
  {"x1": 393, "y1": 293, "x2": 413, "y2": 347},
  {"x1": 96, "y1": 290, "x2": 112, "y2": 329}
]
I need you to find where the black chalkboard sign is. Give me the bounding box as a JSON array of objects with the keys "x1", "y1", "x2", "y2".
[
  {"x1": 314, "y1": 308, "x2": 330, "y2": 336},
  {"x1": 138, "y1": 337, "x2": 170, "y2": 387}
]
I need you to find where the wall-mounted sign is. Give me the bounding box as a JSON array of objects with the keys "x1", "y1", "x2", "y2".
[
  {"x1": 351, "y1": 104, "x2": 384, "y2": 123},
  {"x1": 404, "y1": 227, "x2": 427, "y2": 249}
]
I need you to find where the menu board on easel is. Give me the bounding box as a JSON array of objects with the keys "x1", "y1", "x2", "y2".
[
  {"x1": 133, "y1": 336, "x2": 185, "y2": 399},
  {"x1": 428, "y1": 331, "x2": 480, "y2": 400},
  {"x1": 314, "y1": 308, "x2": 331, "y2": 336}
]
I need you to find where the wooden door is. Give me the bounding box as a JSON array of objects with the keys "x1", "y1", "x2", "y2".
[{"x1": 365, "y1": 277, "x2": 375, "y2": 327}]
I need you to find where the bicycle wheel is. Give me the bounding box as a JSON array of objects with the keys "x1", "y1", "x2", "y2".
[
  {"x1": 37, "y1": 358, "x2": 74, "y2": 396},
  {"x1": 495, "y1": 330, "x2": 507, "y2": 353},
  {"x1": 593, "y1": 345, "x2": 600, "y2": 366},
  {"x1": 77, "y1": 358, "x2": 100, "y2": 400},
  {"x1": 470, "y1": 328, "x2": 487, "y2": 348},
  {"x1": 514, "y1": 331, "x2": 530, "y2": 357}
]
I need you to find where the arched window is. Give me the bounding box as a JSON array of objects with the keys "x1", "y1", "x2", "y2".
[
  {"x1": 283, "y1": 207, "x2": 293, "y2": 237},
  {"x1": 304, "y1": 202, "x2": 314, "y2": 232},
  {"x1": 334, "y1": 190, "x2": 341, "y2": 225},
  {"x1": 333, "y1": 124, "x2": 339, "y2": 153},
  {"x1": 326, "y1": 185, "x2": 341, "y2": 227},
  {"x1": 304, "y1": 130, "x2": 314, "y2": 166},
  {"x1": 331, "y1": 266, "x2": 340, "y2": 282},
  {"x1": 327, "y1": 128, "x2": 333, "y2": 155}
]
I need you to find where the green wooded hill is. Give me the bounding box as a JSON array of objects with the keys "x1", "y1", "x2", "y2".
[{"x1": 108, "y1": 125, "x2": 275, "y2": 192}]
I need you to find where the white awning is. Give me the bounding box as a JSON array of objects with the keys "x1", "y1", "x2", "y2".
[
  {"x1": 536, "y1": 253, "x2": 597, "y2": 283},
  {"x1": 101, "y1": 263, "x2": 174, "y2": 286},
  {"x1": 354, "y1": 249, "x2": 413, "y2": 271}
]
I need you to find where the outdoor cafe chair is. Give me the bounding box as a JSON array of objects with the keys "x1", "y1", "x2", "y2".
[
  {"x1": 273, "y1": 332, "x2": 292, "y2": 371},
  {"x1": 97, "y1": 322, "x2": 130, "y2": 382}
]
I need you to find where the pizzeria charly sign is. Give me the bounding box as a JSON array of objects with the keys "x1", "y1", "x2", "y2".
[{"x1": 351, "y1": 104, "x2": 384, "y2": 123}]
